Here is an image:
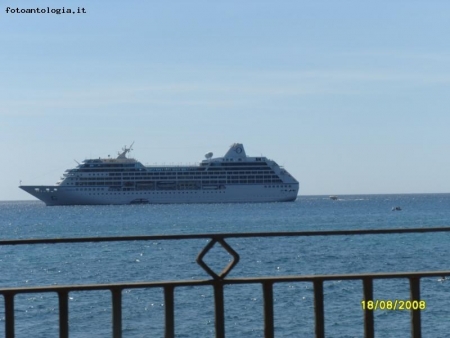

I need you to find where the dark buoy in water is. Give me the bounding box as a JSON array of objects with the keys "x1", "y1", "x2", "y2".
[{"x1": 392, "y1": 206, "x2": 402, "y2": 211}]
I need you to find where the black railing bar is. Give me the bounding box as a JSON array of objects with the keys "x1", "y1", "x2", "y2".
[
  {"x1": 262, "y1": 281, "x2": 274, "y2": 338},
  {"x1": 58, "y1": 291, "x2": 69, "y2": 338},
  {"x1": 4, "y1": 293, "x2": 15, "y2": 338},
  {"x1": 213, "y1": 283, "x2": 226, "y2": 338},
  {"x1": 362, "y1": 278, "x2": 374, "y2": 338},
  {"x1": 410, "y1": 278, "x2": 421, "y2": 338},
  {"x1": 1, "y1": 270, "x2": 449, "y2": 294},
  {"x1": 111, "y1": 288, "x2": 122, "y2": 338},
  {"x1": 163, "y1": 286, "x2": 175, "y2": 338},
  {"x1": 313, "y1": 280, "x2": 325, "y2": 338},
  {"x1": 2, "y1": 226, "x2": 450, "y2": 246},
  {"x1": 223, "y1": 270, "x2": 450, "y2": 283}
]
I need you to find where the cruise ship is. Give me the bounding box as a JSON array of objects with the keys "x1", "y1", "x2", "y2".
[{"x1": 19, "y1": 143, "x2": 299, "y2": 206}]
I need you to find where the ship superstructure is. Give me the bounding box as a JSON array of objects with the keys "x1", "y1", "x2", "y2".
[{"x1": 20, "y1": 143, "x2": 299, "y2": 205}]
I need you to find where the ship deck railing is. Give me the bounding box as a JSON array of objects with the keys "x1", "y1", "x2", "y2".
[{"x1": 2, "y1": 227, "x2": 450, "y2": 338}]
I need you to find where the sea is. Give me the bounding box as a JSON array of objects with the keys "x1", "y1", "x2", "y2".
[{"x1": 1, "y1": 194, "x2": 450, "y2": 338}]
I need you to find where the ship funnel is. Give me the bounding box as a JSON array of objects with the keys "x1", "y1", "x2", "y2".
[{"x1": 224, "y1": 143, "x2": 247, "y2": 159}]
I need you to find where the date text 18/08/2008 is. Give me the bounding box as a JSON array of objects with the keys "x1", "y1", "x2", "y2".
[{"x1": 361, "y1": 300, "x2": 426, "y2": 311}]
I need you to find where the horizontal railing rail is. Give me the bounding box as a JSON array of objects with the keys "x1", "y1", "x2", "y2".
[
  {"x1": 2, "y1": 227, "x2": 450, "y2": 338},
  {"x1": 3, "y1": 226, "x2": 450, "y2": 246}
]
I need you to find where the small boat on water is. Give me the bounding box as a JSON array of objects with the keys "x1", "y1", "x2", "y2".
[
  {"x1": 392, "y1": 206, "x2": 402, "y2": 211},
  {"x1": 329, "y1": 195, "x2": 338, "y2": 200}
]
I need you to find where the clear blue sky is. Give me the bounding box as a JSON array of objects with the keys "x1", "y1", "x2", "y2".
[{"x1": 2, "y1": 1, "x2": 450, "y2": 200}]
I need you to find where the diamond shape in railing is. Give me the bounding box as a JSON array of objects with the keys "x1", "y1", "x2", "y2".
[{"x1": 196, "y1": 238, "x2": 240, "y2": 280}]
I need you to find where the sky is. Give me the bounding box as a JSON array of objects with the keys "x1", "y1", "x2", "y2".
[{"x1": 2, "y1": 1, "x2": 450, "y2": 200}]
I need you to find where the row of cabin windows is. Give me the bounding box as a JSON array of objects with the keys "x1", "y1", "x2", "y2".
[
  {"x1": 81, "y1": 163, "x2": 137, "y2": 168},
  {"x1": 207, "y1": 167, "x2": 272, "y2": 171},
  {"x1": 86, "y1": 191, "x2": 227, "y2": 196},
  {"x1": 210, "y1": 162, "x2": 268, "y2": 166},
  {"x1": 76, "y1": 185, "x2": 291, "y2": 192},
  {"x1": 75, "y1": 167, "x2": 203, "y2": 172},
  {"x1": 72, "y1": 165, "x2": 272, "y2": 173},
  {"x1": 71, "y1": 174, "x2": 281, "y2": 181},
  {"x1": 70, "y1": 169, "x2": 275, "y2": 177},
  {"x1": 74, "y1": 177, "x2": 281, "y2": 183},
  {"x1": 74, "y1": 179, "x2": 283, "y2": 187}
]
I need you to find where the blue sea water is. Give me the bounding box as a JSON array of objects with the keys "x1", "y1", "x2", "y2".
[{"x1": 1, "y1": 194, "x2": 450, "y2": 337}]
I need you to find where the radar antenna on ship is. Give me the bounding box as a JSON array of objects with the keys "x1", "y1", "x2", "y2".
[{"x1": 117, "y1": 142, "x2": 134, "y2": 159}]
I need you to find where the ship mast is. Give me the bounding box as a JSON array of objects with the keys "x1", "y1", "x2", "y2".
[{"x1": 117, "y1": 142, "x2": 134, "y2": 159}]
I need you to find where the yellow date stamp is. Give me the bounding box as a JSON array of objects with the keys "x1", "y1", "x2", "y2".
[{"x1": 361, "y1": 300, "x2": 426, "y2": 311}]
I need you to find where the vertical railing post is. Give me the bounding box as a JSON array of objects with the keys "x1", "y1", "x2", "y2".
[
  {"x1": 164, "y1": 286, "x2": 175, "y2": 338},
  {"x1": 4, "y1": 293, "x2": 15, "y2": 338},
  {"x1": 363, "y1": 278, "x2": 374, "y2": 338},
  {"x1": 213, "y1": 282, "x2": 225, "y2": 338},
  {"x1": 58, "y1": 291, "x2": 69, "y2": 338},
  {"x1": 313, "y1": 280, "x2": 325, "y2": 338},
  {"x1": 111, "y1": 288, "x2": 122, "y2": 338},
  {"x1": 410, "y1": 278, "x2": 421, "y2": 338},
  {"x1": 262, "y1": 282, "x2": 274, "y2": 338}
]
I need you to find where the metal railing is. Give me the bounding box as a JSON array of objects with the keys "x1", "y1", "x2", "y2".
[{"x1": 2, "y1": 226, "x2": 450, "y2": 338}]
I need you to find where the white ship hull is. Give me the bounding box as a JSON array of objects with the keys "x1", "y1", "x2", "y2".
[
  {"x1": 20, "y1": 184, "x2": 299, "y2": 206},
  {"x1": 19, "y1": 143, "x2": 300, "y2": 206}
]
